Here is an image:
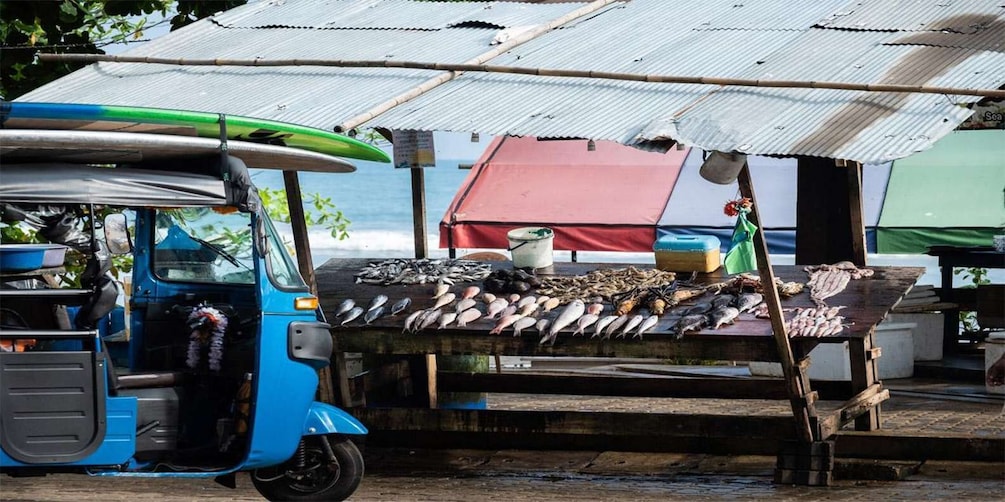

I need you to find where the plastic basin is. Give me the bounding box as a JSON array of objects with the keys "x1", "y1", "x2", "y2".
[{"x1": 0, "y1": 244, "x2": 47, "y2": 272}]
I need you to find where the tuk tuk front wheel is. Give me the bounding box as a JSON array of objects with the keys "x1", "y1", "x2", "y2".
[{"x1": 251, "y1": 434, "x2": 364, "y2": 501}]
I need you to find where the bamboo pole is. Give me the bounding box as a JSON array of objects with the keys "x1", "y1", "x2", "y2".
[{"x1": 41, "y1": 53, "x2": 1005, "y2": 99}]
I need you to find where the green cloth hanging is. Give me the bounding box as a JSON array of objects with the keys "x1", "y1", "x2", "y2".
[{"x1": 724, "y1": 209, "x2": 758, "y2": 275}]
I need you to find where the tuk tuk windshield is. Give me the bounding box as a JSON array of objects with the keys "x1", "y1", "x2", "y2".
[{"x1": 153, "y1": 208, "x2": 255, "y2": 284}]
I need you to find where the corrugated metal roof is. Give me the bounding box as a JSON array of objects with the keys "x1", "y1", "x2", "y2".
[
  {"x1": 815, "y1": 0, "x2": 1005, "y2": 31},
  {"x1": 16, "y1": 0, "x2": 1005, "y2": 164},
  {"x1": 213, "y1": 0, "x2": 582, "y2": 30}
]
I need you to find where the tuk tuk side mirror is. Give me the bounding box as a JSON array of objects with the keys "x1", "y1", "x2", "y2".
[{"x1": 104, "y1": 213, "x2": 133, "y2": 255}]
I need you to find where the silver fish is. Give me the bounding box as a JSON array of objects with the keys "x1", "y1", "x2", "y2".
[
  {"x1": 456, "y1": 308, "x2": 482, "y2": 327},
  {"x1": 572, "y1": 313, "x2": 600, "y2": 336},
  {"x1": 542, "y1": 299, "x2": 586, "y2": 345},
  {"x1": 634, "y1": 315, "x2": 659, "y2": 339},
  {"x1": 403, "y1": 309, "x2": 424, "y2": 333},
  {"x1": 709, "y1": 306, "x2": 740, "y2": 329},
  {"x1": 673, "y1": 314, "x2": 707, "y2": 339},
  {"x1": 334, "y1": 298, "x2": 355, "y2": 317},
  {"x1": 390, "y1": 297, "x2": 412, "y2": 315},
  {"x1": 364, "y1": 305, "x2": 385, "y2": 325},
  {"x1": 535, "y1": 318, "x2": 550, "y2": 333},
  {"x1": 437, "y1": 312, "x2": 458, "y2": 329},
  {"x1": 455, "y1": 298, "x2": 477, "y2": 313},
  {"x1": 433, "y1": 283, "x2": 450, "y2": 299},
  {"x1": 592, "y1": 315, "x2": 619, "y2": 338},
  {"x1": 417, "y1": 309, "x2": 442, "y2": 332},
  {"x1": 366, "y1": 294, "x2": 388, "y2": 312},
  {"x1": 340, "y1": 306, "x2": 364, "y2": 326},
  {"x1": 618, "y1": 315, "x2": 645, "y2": 339},
  {"x1": 432, "y1": 292, "x2": 456, "y2": 310},
  {"x1": 603, "y1": 314, "x2": 629, "y2": 339},
  {"x1": 512, "y1": 316, "x2": 538, "y2": 337},
  {"x1": 734, "y1": 292, "x2": 763, "y2": 313}
]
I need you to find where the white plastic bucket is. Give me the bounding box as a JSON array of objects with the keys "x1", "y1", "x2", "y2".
[{"x1": 506, "y1": 227, "x2": 554, "y2": 269}]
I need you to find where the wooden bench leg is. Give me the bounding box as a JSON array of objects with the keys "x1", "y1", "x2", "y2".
[{"x1": 848, "y1": 335, "x2": 881, "y2": 431}]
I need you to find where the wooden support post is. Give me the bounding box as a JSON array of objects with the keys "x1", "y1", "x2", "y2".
[
  {"x1": 795, "y1": 158, "x2": 866, "y2": 266},
  {"x1": 843, "y1": 161, "x2": 867, "y2": 266},
  {"x1": 411, "y1": 168, "x2": 428, "y2": 259},
  {"x1": 283, "y1": 171, "x2": 336, "y2": 405},
  {"x1": 848, "y1": 332, "x2": 882, "y2": 430},
  {"x1": 737, "y1": 164, "x2": 818, "y2": 444},
  {"x1": 425, "y1": 354, "x2": 438, "y2": 409}
]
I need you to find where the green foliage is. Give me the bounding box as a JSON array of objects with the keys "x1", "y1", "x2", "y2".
[
  {"x1": 954, "y1": 266, "x2": 990, "y2": 332},
  {"x1": 1, "y1": 0, "x2": 245, "y2": 99},
  {"x1": 258, "y1": 188, "x2": 351, "y2": 241}
]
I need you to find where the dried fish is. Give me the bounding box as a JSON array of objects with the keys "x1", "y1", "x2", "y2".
[
  {"x1": 536, "y1": 266, "x2": 677, "y2": 304},
  {"x1": 355, "y1": 258, "x2": 493, "y2": 286},
  {"x1": 334, "y1": 298, "x2": 355, "y2": 318},
  {"x1": 390, "y1": 297, "x2": 412, "y2": 316},
  {"x1": 805, "y1": 262, "x2": 873, "y2": 307}
]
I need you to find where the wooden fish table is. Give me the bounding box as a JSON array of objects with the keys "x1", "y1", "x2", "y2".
[{"x1": 316, "y1": 259, "x2": 923, "y2": 484}]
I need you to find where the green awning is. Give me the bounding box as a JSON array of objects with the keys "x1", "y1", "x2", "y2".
[{"x1": 877, "y1": 129, "x2": 1005, "y2": 254}]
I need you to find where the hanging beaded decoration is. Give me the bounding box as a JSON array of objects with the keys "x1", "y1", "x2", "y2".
[{"x1": 186, "y1": 304, "x2": 228, "y2": 371}]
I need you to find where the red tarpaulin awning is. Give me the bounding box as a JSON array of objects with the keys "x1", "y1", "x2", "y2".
[{"x1": 440, "y1": 136, "x2": 689, "y2": 252}]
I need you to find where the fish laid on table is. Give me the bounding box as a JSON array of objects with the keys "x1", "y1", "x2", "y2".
[
  {"x1": 541, "y1": 299, "x2": 585, "y2": 345},
  {"x1": 518, "y1": 302, "x2": 539, "y2": 316},
  {"x1": 517, "y1": 296, "x2": 537, "y2": 308},
  {"x1": 334, "y1": 298, "x2": 355, "y2": 318},
  {"x1": 364, "y1": 306, "x2": 385, "y2": 325},
  {"x1": 711, "y1": 294, "x2": 735, "y2": 310},
  {"x1": 603, "y1": 314, "x2": 630, "y2": 340},
  {"x1": 462, "y1": 285, "x2": 481, "y2": 300},
  {"x1": 485, "y1": 298, "x2": 510, "y2": 319},
  {"x1": 586, "y1": 303, "x2": 604, "y2": 316},
  {"x1": 572, "y1": 313, "x2": 600, "y2": 336},
  {"x1": 804, "y1": 262, "x2": 873, "y2": 307},
  {"x1": 535, "y1": 318, "x2": 551, "y2": 333},
  {"x1": 481, "y1": 293, "x2": 497, "y2": 304},
  {"x1": 455, "y1": 298, "x2": 477, "y2": 313},
  {"x1": 437, "y1": 312, "x2": 458, "y2": 329},
  {"x1": 592, "y1": 315, "x2": 619, "y2": 339},
  {"x1": 709, "y1": 306, "x2": 740, "y2": 329},
  {"x1": 617, "y1": 315, "x2": 645, "y2": 339},
  {"x1": 416, "y1": 309, "x2": 442, "y2": 332},
  {"x1": 672, "y1": 314, "x2": 706, "y2": 339},
  {"x1": 390, "y1": 297, "x2": 412, "y2": 316},
  {"x1": 340, "y1": 306, "x2": 364, "y2": 326},
  {"x1": 432, "y1": 292, "x2": 456, "y2": 310},
  {"x1": 499, "y1": 304, "x2": 518, "y2": 319},
  {"x1": 366, "y1": 294, "x2": 388, "y2": 312},
  {"x1": 403, "y1": 310, "x2": 424, "y2": 333},
  {"x1": 634, "y1": 315, "x2": 659, "y2": 339},
  {"x1": 490, "y1": 314, "x2": 525, "y2": 335},
  {"x1": 542, "y1": 297, "x2": 561, "y2": 312},
  {"x1": 512, "y1": 316, "x2": 538, "y2": 337},
  {"x1": 733, "y1": 292, "x2": 763, "y2": 313},
  {"x1": 355, "y1": 258, "x2": 493, "y2": 286},
  {"x1": 683, "y1": 302, "x2": 712, "y2": 316},
  {"x1": 433, "y1": 283, "x2": 450, "y2": 299},
  {"x1": 456, "y1": 308, "x2": 483, "y2": 327}
]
